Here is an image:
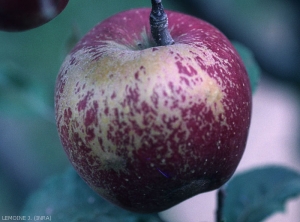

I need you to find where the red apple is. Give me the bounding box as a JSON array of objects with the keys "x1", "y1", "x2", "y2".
[
  {"x1": 0, "y1": 0, "x2": 69, "y2": 32},
  {"x1": 55, "y1": 8, "x2": 252, "y2": 213}
]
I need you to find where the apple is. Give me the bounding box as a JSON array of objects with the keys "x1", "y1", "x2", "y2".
[
  {"x1": 0, "y1": 0, "x2": 69, "y2": 32},
  {"x1": 55, "y1": 3, "x2": 252, "y2": 213}
]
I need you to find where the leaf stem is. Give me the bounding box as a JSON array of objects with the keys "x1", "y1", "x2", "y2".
[{"x1": 150, "y1": 0, "x2": 174, "y2": 46}]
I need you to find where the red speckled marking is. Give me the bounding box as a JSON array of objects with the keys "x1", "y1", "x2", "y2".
[
  {"x1": 84, "y1": 101, "x2": 98, "y2": 126},
  {"x1": 77, "y1": 90, "x2": 94, "y2": 111}
]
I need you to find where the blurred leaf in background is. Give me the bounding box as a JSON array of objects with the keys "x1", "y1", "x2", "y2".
[
  {"x1": 22, "y1": 167, "x2": 164, "y2": 222},
  {"x1": 223, "y1": 165, "x2": 300, "y2": 222}
]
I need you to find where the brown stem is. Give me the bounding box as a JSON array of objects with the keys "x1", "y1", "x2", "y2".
[{"x1": 150, "y1": 0, "x2": 174, "y2": 46}]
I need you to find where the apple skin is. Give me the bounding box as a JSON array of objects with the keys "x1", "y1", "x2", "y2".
[
  {"x1": 0, "y1": 0, "x2": 69, "y2": 32},
  {"x1": 55, "y1": 8, "x2": 252, "y2": 213}
]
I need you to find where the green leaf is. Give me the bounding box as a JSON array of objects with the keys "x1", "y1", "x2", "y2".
[
  {"x1": 223, "y1": 165, "x2": 300, "y2": 222},
  {"x1": 232, "y1": 41, "x2": 261, "y2": 93},
  {"x1": 21, "y1": 167, "x2": 164, "y2": 222}
]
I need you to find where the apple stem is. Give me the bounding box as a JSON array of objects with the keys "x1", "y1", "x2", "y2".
[
  {"x1": 216, "y1": 188, "x2": 225, "y2": 222},
  {"x1": 150, "y1": 0, "x2": 174, "y2": 46}
]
